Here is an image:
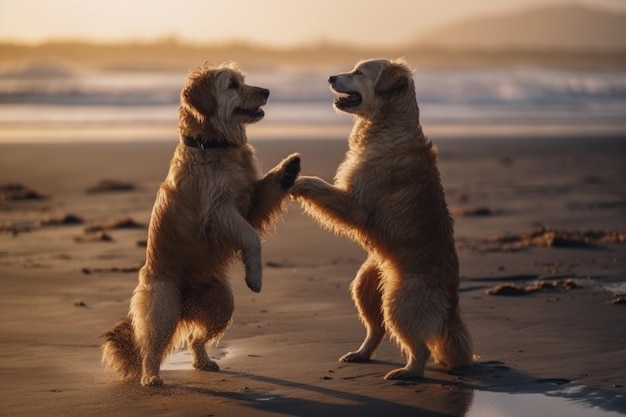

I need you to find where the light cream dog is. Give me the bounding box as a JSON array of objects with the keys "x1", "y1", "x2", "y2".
[
  {"x1": 290, "y1": 58, "x2": 473, "y2": 380},
  {"x1": 102, "y1": 62, "x2": 300, "y2": 386}
]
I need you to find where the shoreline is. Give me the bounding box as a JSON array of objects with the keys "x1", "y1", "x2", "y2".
[{"x1": 0, "y1": 121, "x2": 625, "y2": 144}]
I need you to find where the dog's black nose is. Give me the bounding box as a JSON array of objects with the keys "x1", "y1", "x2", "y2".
[
  {"x1": 328, "y1": 75, "x2": 337, "y2": 84},
  {"x1": 260, "y1": 88, "x2": 270, "y2": 99}
]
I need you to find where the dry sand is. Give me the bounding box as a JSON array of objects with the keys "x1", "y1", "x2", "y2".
[{"x1": 1, "y1": 135, "x2": 625, "y2": 416}]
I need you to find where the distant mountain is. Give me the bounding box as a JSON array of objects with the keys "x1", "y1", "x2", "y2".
[{"x1": 416, "y1": 4, "x2": 626, "y2": 51}]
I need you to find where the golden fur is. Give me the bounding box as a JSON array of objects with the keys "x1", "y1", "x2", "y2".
[
  {"x1": 102, "y1": 62, "x2": 300, "y2": 386},
  {"x1": 290, "y1": 58, "x2": 473, "y2": 380}
]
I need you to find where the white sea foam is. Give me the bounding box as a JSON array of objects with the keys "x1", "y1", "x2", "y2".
[{"x1": 1, "y1": 64, "x2": 625, "y2": 130}]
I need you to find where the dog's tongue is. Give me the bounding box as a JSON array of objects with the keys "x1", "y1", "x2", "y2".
[
  {"x1": 336, "y1": 91, "x2": 357, "y2": 99},
  {"x1": 237, "y1": 106, "x2": 264, "y2": 117},
  {"x1": 335, "y1": 92, "x2": 362, "y2": 107}
]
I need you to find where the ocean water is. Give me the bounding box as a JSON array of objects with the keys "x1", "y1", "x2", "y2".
[{"x1": 1, "y1": 63, "x2": 625, "y2": 139}]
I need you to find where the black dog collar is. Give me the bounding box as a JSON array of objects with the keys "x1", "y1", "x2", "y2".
[{"x1": 182, "y1": 136, "x2": 238, "y2": 150}]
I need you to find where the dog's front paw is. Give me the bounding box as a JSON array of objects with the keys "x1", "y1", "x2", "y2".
[
  {"x1": 245, "y1": 271, "x2": 262, "y2": 293},
  {"x1": 279, "y1": 153, "x2": 301, "y2": 189},
  {"x1": 289, "y1": 176, "x2": 318, "y2": 197}
]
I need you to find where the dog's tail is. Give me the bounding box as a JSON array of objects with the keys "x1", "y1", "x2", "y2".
[
  {"x1": 101, "y1": 317, "x2": 142, "y2": 381},
  {"x1": 430, "y1": 308, "x2": 474, "y2": 370}
]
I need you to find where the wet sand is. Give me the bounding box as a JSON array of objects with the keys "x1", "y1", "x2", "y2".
[{"x1": 1, "y1": 135, "x2": 625, "y2": 416}]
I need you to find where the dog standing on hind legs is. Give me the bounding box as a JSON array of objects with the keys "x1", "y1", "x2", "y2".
[
  {"x1": 101, "y1": 62, "x2": 300, "y2": 386},
  {"x1": 290, "y1": 58, "x2": 473, "y2": 380}
]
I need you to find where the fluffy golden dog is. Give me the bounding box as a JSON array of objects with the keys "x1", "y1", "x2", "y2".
[
  {"x1": 102, "y1": 62, "x2": 300, "y2": 386},
  {"x1": 290, "y1": 59, "x2": 473, "y2": 380}
]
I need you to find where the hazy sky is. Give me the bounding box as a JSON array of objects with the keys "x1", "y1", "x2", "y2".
[{"x1": 1, "y1": 0, "x2": 625, "y2": 47}]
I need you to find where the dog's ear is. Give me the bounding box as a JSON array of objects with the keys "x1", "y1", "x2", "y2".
[
  {"x1": 180, "y1": 76, "x2": 216, "y2": 123},
  {"x1": 374, "y1": 61, "x2": 412, "y2": 94}
]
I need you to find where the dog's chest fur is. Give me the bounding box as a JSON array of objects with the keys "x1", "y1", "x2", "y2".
[
  {"x1": 170, "y1": 144, "x2": 260, "y2": 217},
  {"x1": 335, "y1": 144, "x2": 405, "y2": 205}
]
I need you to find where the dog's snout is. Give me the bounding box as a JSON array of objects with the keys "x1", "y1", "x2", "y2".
[
  {"x1": 328, "y1": 75, "x2": 337, "y2": 84},
  {"x1": 260, "y1": 88, "x2": 270, "y2": 99}
]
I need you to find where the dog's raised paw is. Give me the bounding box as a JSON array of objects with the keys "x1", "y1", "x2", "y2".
[
  {"x1": 280, "y1": 154, "x2": 301, "y2": 189},
  {"x1": 245, "y1": 273, "x2": 262, "y2": 293}
]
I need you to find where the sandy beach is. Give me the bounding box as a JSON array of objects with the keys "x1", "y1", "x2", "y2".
[{"x1": 1, "y1": 133, "x2": 625, "y2": 416}]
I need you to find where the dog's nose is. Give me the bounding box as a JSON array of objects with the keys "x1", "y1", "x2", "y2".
[
  {"x1": 328, "y1": 75, "x2": 337, "y2": 84},
  {"x1": 260, "y1": 88, "x2": 270, "y2": 99}
]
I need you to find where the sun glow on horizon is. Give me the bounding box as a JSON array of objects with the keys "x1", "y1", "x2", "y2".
[{"x1": 1, "y1": 0, "x2": 626, "y2": 48}]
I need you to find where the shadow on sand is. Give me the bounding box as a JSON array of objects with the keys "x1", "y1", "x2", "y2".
[{"x1": 109, "y1": 360, "x2": 626, "y2": 417}]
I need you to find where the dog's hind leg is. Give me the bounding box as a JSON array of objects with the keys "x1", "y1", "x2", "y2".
[
  {"x1": 189, "y1": 337, "x2": 219, "y2": 371},
  {"x1": 183, "y1": 279, "x2": 235, "y2": 372},
  {"x1": 381, "y1": 274, "x2": 448, "y2": 380},
  {"x1": 384, "y1": 342, "x2": 431, "y2": 380},
  {"x1": 340, "y1": 257, "x2": 385, "y2": 363},
  {"x1": 131, "y1": 280, "x2": 181, "y2": 386}
]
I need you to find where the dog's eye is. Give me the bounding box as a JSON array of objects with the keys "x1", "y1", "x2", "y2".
[
  {"x1": 354, "y1": 69, "x2": 362, "y2": 75},
  {"x1": 228, "y1": 80, "x2": 239, "y2": 89}
]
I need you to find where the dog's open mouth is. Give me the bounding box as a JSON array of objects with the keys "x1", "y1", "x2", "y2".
[
  {"x1": 333, "y1": 90, "x2": 362, "y2": 109},
  {"x1": 235, "y1": 106, "x2": 265, "y2": 118}
]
